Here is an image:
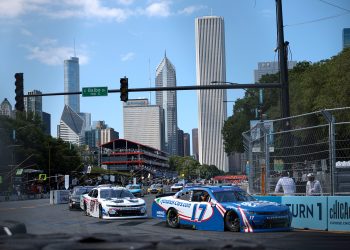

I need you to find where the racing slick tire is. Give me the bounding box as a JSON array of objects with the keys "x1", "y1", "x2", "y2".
[
  {"x1": 224, "y1": 210, "x2": 241, "y2": 232},
  {"x1": 98, "y1": 205, "x2": 103, "y2": 219},
  {"x1": 166, "y1": 208, "x2": 180, "y2": 228}
]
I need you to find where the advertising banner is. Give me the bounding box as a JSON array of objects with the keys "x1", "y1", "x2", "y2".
[
  {"x1": 328, "y1": 196, "x2": 350, "y2": 231},
  {"x1": 282, "y1": 196, "x2": 328, "y2": 230}
]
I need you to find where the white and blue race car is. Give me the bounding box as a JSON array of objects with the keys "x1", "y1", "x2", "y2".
[
  {"x1": 152, "y1": 185, "x2": 292, "y2": 232},
  {"x1": 81, "y1": 186, "x2": 147, "y2": 219}
]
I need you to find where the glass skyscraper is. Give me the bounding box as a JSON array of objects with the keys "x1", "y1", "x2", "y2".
[
  {"x1": 195, "y1": 16, "x2": 228, "y2": 172},
  {"x1": 64, "y1": 57, "x2": 80, "y2": 113},
  {"x1": 155, "y1": 53, "x2": 178, "y2": 156},
  {"x1": 343, "y1": 28, "x2": 350, "y2": 49}
]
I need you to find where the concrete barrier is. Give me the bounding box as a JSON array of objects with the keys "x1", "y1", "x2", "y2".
[
  {"x1": 50, "y1": 190, "x2": 70, "y2": 204},
  {"x1": 255, "y1": 195, "x2": 350, "y2": 232}
]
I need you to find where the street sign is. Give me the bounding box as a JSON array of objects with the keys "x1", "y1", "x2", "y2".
[
  {"x1": 38, "y1": 174, "x2": 47, "y2": 180},
  {"x1": 82, "y1": 87, "x2": 108, "y2": 97}
]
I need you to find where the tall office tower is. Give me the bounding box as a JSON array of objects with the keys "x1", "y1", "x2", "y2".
[
  {"x1": 183, "y1": 133, "x2": 191, "y2": 157},
  {"x1": 64, "y1": 57, "x2": 80, "y2": 113},
  {"x1": 195, "y1": 16, "x2": 228, "y2": 172},
  {"x1": 0, "y1": 98, "x2": 13, "y2": 118},
  {"x1": 25, "y1": 90, "x2": 42, "y2": 116},
  {"x1": 58, "y1": 105, "x2": 84, "y2": 145},
  {"x1": 177, "y1": 128, "x2": 184, "y2": 156},
  {"x1": 192, "y1": 128, "x2": 198, "y2": 160},
  {"x1": 155, "y1": 53, "x2": 178, "y2": 155},
  {"x1": 123, "y1": 99, "x2": 162, "y2": 150},
  {"x1": 42, "y1": 112, "x2": 51, "y2": 135},
  {"x1": 101, "y1": 128, "x2": 119, "y2": 145},
  {"x1": 343, "y1": 28, "x2": 350, "y2": 49},
  {"x1": 254, "y1": 61, "x2": 297, "y2": 83}
]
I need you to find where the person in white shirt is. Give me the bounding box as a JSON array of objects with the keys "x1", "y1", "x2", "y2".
[
  {"x1": 306, "y1": 173, "x2": 322, "y2": 196},
  {"x1": 275, "y1": 171, "x2": 296, "y2": 195}
]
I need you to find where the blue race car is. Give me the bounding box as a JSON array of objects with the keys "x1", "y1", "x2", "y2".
[
  {"x1": 126, "y1": 184, "x2": 144, "y2": 197},
  {"x1": 152, "y1": 185, "x2": 292, "y2": 232}
]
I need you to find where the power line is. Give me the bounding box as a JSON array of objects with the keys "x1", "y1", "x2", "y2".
[{"x1": 285, "y1": 0, "x2": 350, "y2": 27}]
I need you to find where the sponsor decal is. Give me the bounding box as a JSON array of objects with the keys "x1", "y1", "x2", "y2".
[
  {"x1": 156, "y1": 210, "x2": 165, "y2": 217},
  {"x1": 160, "y1": 199, "x2": 191, "y2": 208},
  {"x1": 329, "y1": 200, "x2": 350, "y2": 220}
]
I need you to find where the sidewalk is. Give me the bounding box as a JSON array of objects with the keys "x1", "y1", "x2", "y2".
[{"x1": 0, "y1": 193, "x2": 50, "y2": 202}]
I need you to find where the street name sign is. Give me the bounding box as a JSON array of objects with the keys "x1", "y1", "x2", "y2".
[{"x1": 82, "y1": 87, "x2": 108, "y2": 97}]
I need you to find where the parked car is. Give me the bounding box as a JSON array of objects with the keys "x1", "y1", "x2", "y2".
[
  {"x1": 147, "y1": 184, "x2": 164, "y2": 194},
  {"x1": 126, "y1": 184, "x2": 144, "y2": 197},
  {"x1": 68, "y1": 186, "x2": 94, "y2": 210},
  {"x1": 81, "y1": 186, "x2": 147, "y2": 219},
  {"x1": 152, "y1": 185, "x2": 292, "y2": 232}
]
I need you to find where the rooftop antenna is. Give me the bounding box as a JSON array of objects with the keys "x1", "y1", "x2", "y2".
[
  {"x1": 74, "y1": 38, "x2": 76, "y2": 57},
  {"x1": 148, "y1": 58, "x2": 152, "y2": 104}
]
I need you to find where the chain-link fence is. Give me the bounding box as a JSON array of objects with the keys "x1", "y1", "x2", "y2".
[{"x1": 242, "y1": 107, "x2": 350, "y2": 196}]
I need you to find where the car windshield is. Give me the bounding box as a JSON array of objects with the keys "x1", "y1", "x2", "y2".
[
  {"x1": 127, "y1": 185, "x2": 140, "y2": 190},
  {"x1": 212, "y1": 190, "x2": 256, "y2": 203},
  {"x1": 100, "y1": 189, "x2": 135, "y2": 199},
  {"x1": 73, "y1": 187, "x2": 92, "y2": 195}
]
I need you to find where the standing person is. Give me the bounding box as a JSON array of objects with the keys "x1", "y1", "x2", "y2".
[
  {"x1": 275, "y1": 171, "x2": 296, "y2": 195},
  {"x1": 306, "y1": 173, "x2": 322, "y2": 196}
]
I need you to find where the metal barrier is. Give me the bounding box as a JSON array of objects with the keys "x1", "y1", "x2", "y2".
[{"x1": 243, "y1": 107, "x2": 350, "y2": 196}]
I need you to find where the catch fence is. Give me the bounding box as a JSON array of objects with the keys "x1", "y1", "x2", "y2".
[{"x1": 242, "y1": 107, "x2": 350, "y2": 196}]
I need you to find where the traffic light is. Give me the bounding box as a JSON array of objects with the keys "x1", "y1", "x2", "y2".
[
  {"x1": 120, "y1": 77, "x2": 128, "y2": 102},
  {"x1": 14, "y1": 73, "x2": 24, "y2": 112}
]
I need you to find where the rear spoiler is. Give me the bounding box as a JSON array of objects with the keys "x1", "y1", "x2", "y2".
[{"x1": 156, "y1": 192, "x2": 176, "y2": 198}]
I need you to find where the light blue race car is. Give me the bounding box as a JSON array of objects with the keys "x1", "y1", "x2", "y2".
[
  {"x1": 152, "y1": 185, "x2": 292, "y2": 232},
  {"x1": 126, "y1": 184, "x2": 144, "y2": 197}
]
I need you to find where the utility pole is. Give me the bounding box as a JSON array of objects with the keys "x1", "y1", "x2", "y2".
[{"x1": 276, "y1": 0, "x2": 290, "y2": 125}]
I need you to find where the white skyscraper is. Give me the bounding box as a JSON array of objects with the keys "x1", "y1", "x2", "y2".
[
  {"x1": 123, "y1": 99, "x2": 162, "y2": 150},
  {"x1": 64, "y1": 57, "x2": 80, "y2": 113},
  {"x1": 155, "y1": 53, "x2": 178, "y2": 155},
  {"x1": 195, "y1": 16, "x2": 228, "y2": 172}
]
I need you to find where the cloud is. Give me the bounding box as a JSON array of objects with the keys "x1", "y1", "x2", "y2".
[
  {"x1": 178, "y1": 5, "x2": 206, "y2": 15},
  {"x1": 0, "y1": 0, "x2": 26, "y2": 18},
  {"x1": 121, "y1": 52, "x2": 135, "y2": 62},
  {"x1": 260, "y1": 9, "x2": 274, "y2": 18},
  {"x1": 145, "y1": 1, "x2": 171, "y2": 17},
  {"x1": 25, "y1": 39, "x2": 89, "y2": 65},
  {"x1": 117, "y1": 0, "x2": 134, "y2": 5},
  {"x1": 20, "y1": 28, "x2": 32, "y2": 36}
]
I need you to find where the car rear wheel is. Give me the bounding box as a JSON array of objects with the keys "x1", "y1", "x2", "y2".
[
  {"x1": 224, "y1": 210, "x2": 240, "y2": 232},
  {"x1": 166, "y1": 208, "x2": 179, "y2": 228}
]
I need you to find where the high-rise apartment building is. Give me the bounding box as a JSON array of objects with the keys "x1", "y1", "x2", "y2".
[
  {"x1": 254, "y1": 61, "x2": 297, "y2": 83},
  {"x1": 343, "y1": 28, "x2": 350, "y2": 49},
  {"x1": 192, "y1": 128, "x2": 198, "y2": 160},
  {"x1": 195, "y1": 16, "x2": 228, "y2": 172},
  {"x1": 177, "y1": 128, "x2": 184, "y2": 156},
  {"x1": 123, "y1": 99, "x2": 162, "y2": 150},
  {"x1": 155, "y1": 53, "x2": 178, "y2": 155},
  {"x1": 25, "y1": 90, "x2": 42, "y2": 116},
  {"x1": 183, "y1": 133, "x2": 191, "y2": 157},
  {"x1": 101, "y1": 128, "x2": 119, "y2": 145},
  {"x1": 64, "y1": 57, "x2": 80, "y2": 113}
]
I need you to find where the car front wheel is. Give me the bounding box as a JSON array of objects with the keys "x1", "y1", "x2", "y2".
[
  {"x1": 224, "y1": 210, "x2": 241, "y2": 232},
  {"x1": 166, "y1": 208, "x2": 179, "y2": 228}
]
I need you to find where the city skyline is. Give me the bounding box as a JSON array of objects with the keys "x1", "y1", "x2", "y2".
[{"x1": 1, "y1": 0, "x2": 349, "y2": 151}]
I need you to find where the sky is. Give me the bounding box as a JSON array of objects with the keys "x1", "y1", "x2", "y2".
[{"x1": 0, "y1": 0, "x2": 349, "y2": 144}]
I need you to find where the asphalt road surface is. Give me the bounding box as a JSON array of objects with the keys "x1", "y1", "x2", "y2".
[{"x1": 0, "y1": 194, "x2": 350, "y2": 250}]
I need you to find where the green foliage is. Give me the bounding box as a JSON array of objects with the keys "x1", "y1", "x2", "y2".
[
  {"x1": 222, "y1": 49, "x2": 350, "y2": 154},
  {"x1": 0, "y1": 114, "x2": 81, "y2": 177},
  {"x1": 168, "y1": 156, "x2": 224, "y2": 179}
]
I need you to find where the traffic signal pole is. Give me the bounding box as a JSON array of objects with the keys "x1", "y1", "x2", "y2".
[{"x1": 276, "y1": 0, "x2": 291, "y2": 122}]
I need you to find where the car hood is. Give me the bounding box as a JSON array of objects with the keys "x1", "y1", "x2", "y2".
[
  {"x1": 220, "y1": 200, "x2": 288, "y2": 212},
  {"x1": 100, "y1": 197, "x2": 145, "y2": 206}
]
